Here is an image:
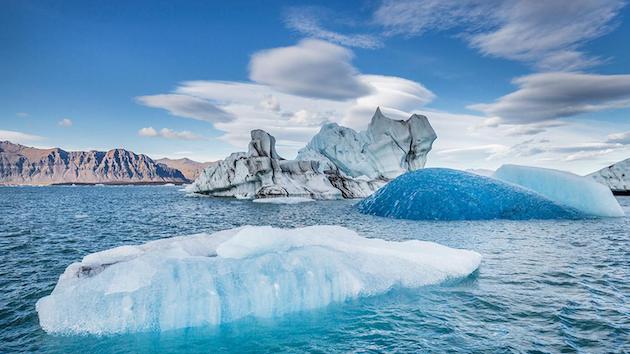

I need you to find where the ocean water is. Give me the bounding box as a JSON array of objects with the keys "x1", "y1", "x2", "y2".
[{"x1": 0, "y1": 186, "x2": 628, "y2": 353}]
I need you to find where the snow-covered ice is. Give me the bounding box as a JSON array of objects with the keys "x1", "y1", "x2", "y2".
[
  {"x1": 357, "y1": 168, "x2": 584, "y2": 220},
  {"x1": 495, "y1": 164, "x2": 624, "y2": 217},
  {"x1": 252, "y1": 197, "x2": 315, "y2": 204},
  {"x1": 36, "y1": 225, "x2": 481, "y2": 334}
]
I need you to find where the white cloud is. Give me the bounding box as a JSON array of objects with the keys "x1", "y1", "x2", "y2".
[
  {"x1": 469, "y1": 72, "x2": 630, "y2": 124},
  {"x1": 0, "y1": 129, "x2": 45, "y2": 144},
  {"x1": 374, "y1": 0, "x2": 625, "y2": 70},
  {"x1": 342, "y1": 74, "x2": 435, "y2": 129},
  {"x1": 137, "y1": 40, "x2": 435, "y2": 150},
  {"x1": 158, "y1": 128, "x2": 202, "y2": 140},
  {"x1": 16, "y1": 112, "x2": 29, "y2": 117},
  {"x1": 136, "y1": 94, "x2": 234, "y2": 123},
  {"x1": 284, "y1": 7, "x2": 383, "y2": 49},
  {"x1": 58, "y1": 118, "x2": 73, "y2": 127},
  {"x1": 138, "y1": 127, "x2": 158, "y2": 137},
  {"x1": 249, "y1": 39, "x2": 372, "y2": 100},
  {"x1": 606, "y1": 131, "x2": 630, "y2": 144},
  {"x1": 260, "y1": 95, "x2": 281, "y2": 112},
  {"x1": 503, "y1": 121, "x2": 567, "y2": 136},
  {"x1": 138, "y1": 127, "x2": 202, "y2": 140}
]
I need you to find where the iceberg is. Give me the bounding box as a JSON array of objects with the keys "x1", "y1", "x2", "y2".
[
  {"x1": 495, "y1": 164, "x2": 624, "y2": 217},
  {"x1": 297, "y1": 107, "x2": 437, "y2": 180},
  {"x1": 36, "y1": 225, "x2": 481, "y2": 334},
  {"x1": 188, "y1": 108, "x2": 437, "y2": 200},
  {"x1": 357, "y1": 168, "x2": 584, "y2": 220},
  {"x1": 588, "y1": 157, "x2": 630, "y2": 195},
  {"x1": 187, "y1": 129, "x2": 384, "y2": 200}
]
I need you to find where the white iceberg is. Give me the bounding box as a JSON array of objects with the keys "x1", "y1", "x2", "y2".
[
  {"x1": 588, "y1": 157, "x2": 630, "y2": 194},
  {"x1": 494, "y1": 164, "x2": 624, "y2": 217},
  {"x1": 36, "y1": 225, "x2": 481, "y2": 334},
  {"x1": 252, "y1": 197, "x2": 315, "y2": 204},
  {"x1": 186, "y1": 130, "x2": 382, "y2": 199},
  {"x1": 188, "y1": 108, "x2": 436, "y2": 200},
  {"x1": 297, "y1": 107, "x2": 437, "y2": 180}
]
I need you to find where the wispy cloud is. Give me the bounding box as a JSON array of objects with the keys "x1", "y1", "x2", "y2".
[
  {"x1": 136, "y1": 94, "x2": 234, "y2": 123},
  {"x1": 0, "y1": 129, "x2": 45, "y2": 144},
  {"x1": 284, "y1": 7, "x2": 383, "y2": 49},
  {"x1": 58, "y1": 118, "x2": 73, "y2": 127},
  {"x1": 374, "y1": 0, "x2": 625, "y2": 70},
  {"x1": 138, "y1": 127, "x2": 203, "y2": 140},
  {"x1": 138, "y1": 40, "x2": 436, "y2": 150},
  {"x1": 16, "y1": 112, "x2": 29, "y2": 118},
  {"x1": 606, "y1": 131, "x2": 630, "y2": 144},
  {"x1": 469, "y1": 72, "x2": 630, "y2": 124}
]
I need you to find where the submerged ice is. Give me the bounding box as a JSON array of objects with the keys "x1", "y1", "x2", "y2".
[
  {"x1": 357, "y1": 168, "x2": 584, "y2": 220},
  {"x1": 36, "y1": 225, "x2": 481, "y2": 334}
]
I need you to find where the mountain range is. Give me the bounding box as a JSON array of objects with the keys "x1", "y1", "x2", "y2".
[{"x1": 0, "y1": 141, "x2": 210, "y2": 185}]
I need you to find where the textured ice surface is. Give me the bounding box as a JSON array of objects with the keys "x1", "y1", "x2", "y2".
[
  {"x1": 36, "y1": 225, "x2": 481, "y2": 334},
  {"x1": 588, "y1": 157, "x2": 630, "y2": 193},
  {"x1": 495, "y1": 164, "x2": 624, "y2": 217},
  {"x1": 297, "y1": 107, "x2": 437, "y2": 179},
  {"x1": 357, "y1": 168, "x2": 584, "y2": 220},
  {"x1": 252, "y1": 197, "x2": 315, "y2": 204},
  {"x1": 187, "y1": 130, "x2": 383, "y2": 199}
]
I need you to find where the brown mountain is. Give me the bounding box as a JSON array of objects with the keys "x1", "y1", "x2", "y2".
[
  {"x1": 156, "y1": 157, "x2": 214, "y2": 181},
  {"x1": 0, "y1": 141, "x2": 188, "y2": 185}
]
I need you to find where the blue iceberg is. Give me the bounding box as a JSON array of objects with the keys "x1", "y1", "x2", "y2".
[
  {"x1": 494, "y1": 164, "x2": 624, "y2": 217},
  {"x1": 357, "y1": 168, "x2": 584, "y2": 220}
]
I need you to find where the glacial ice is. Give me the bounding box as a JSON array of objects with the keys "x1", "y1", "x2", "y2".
[
  {"x1": 187, "y1": 129, "x2": 384, "y2": 200},
  {"x1": 495, "y1": 164, "x2": 624, "y2": 217},
  {"x1": 297, "y1": 107, "x2": 437, "y2": 180},
  {"x1": 357, "y1": 168, "x2": 584, "y2": 220},
  {"x1": 588, "y1": 157, "x2": 630, "y2": 194},
  {"x1": 252, "y1": 197, "x2": 315, "y2": 204},
  {"x1": 36, "y1": 225, "x2": 481, "y2": 334},
  {"x1": 188, "y1": 108, "x2": 436, "y2": 200}
]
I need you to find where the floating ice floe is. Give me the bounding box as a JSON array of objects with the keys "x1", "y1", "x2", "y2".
[
  {"x1": 36, "y1": 225, "x2": 481, "y2": 334},
  {"x1": 252, "y1": 197, "x2": 315, "y2": 204},
  {"x1": 357, "y1": 168, "x2": 585, "y2": 220},
  {"x1": 494, "y1": 164, "x2": 624, "y2": 217}
]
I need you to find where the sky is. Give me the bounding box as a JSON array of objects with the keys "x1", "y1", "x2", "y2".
[{"x1": 1, "y1": 0, "x2": 630, "y2": 175}]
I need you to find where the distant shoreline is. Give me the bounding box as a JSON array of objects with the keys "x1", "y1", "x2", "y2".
[{"x1": 0, "y1": 181, "x2": 189, "y2": 186}]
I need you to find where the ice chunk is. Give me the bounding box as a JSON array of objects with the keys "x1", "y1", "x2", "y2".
[
  {"x1": 297, "y1": 107, "x2": 437, "y2": 180},
  {"x1": 588, "y1": 157, "x2": 630, "y2": 194},
  {"x1": 36, "y1": 226, "x2": 481, "y2": 334},
  {"x1": 187, "y1": 131, "x2": 376, "y2": 200},
  {"x1": 252, "y1": 197, "x2": 315, "y2": 204},
  {"x1": 494, "y1": 164, "x2": 624, "y2": 217},
  {"x1": 357, "y1": 168, "x2": 584, "y2": 220}
]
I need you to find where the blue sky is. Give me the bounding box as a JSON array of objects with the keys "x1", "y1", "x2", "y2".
[{"x1": 2, "y1": 0, "x2": 630, "y2": 174}]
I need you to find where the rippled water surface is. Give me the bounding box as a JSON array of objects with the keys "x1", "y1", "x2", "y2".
[{"x1": 1, "y1": 186, "x2": 628, "y2": 353}]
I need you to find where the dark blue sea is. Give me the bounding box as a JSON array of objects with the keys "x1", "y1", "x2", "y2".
[{"x1": 1, "y1": 186, "x2": 628, "y2": 353}]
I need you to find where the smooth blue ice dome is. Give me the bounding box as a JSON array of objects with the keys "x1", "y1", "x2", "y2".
[{"x1": 357, "y1": 168, "x2": 584, "y2": 220}]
